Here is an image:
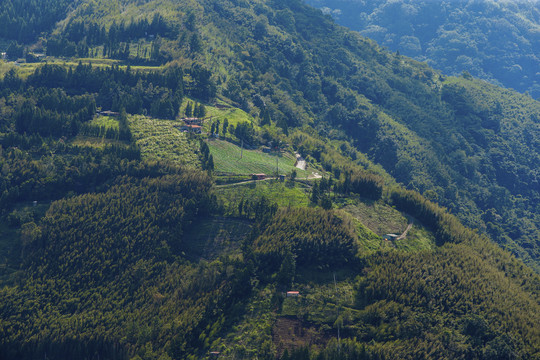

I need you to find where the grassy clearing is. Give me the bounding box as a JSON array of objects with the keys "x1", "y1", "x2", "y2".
[
  {"x1": 71, "y1": 57, "x2": 162, "y2": 72},
  {"x1": 353, "y1": 218, "x2": 385, "y2": 253},
  {"x1": 129, "y1": 114, "x2": 200, "y2": 167},
  {"x1": 217, "y1": 181, "x2": 311, "y2": 209},
  {"x1": 70, "y1": 136, "x2": 127, "y2": 149},
  {"x1": 205, "y1": 105, "x2": 255, "y2": 127},
  {"x1": 394, "y1": 224, "x2": 435, "y2": 252},
  {"x1": 2, "y1": 62, "x2": 38, "y2": 78},
  {"x1": 0, "y1": 61, "x2": 16, "y2": 77},
  {"x1": 341, "y1": 199, "x2": 408, "y2": 236},
  {"x1": 214, "y1": 286, "x2": 277, "y2": 357},
  {"x1": 280, "y1": 273, "x2": 358, "y2": 324},
  {"x1": 207, "y1": 139, "x2": 306, "y2": 176},
  {"x1": 1, "y1": 57, "x2": 163, "y2": 79},
  {"x1": 180, "y1": 98, "x2": 256, "y2": 129},
  {"x1": 341, "y1": 198, "x2": 435, "y2": 252},
  {"x1": 90, "y1": 115, "x2": 120, "y2": 130}
]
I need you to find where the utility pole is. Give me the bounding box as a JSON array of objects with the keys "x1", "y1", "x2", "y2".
[
  {"x1": 334, "y1": 272, "x2": 341, "y2": 353},
  {"x1": 240, "y1": 139, "x2": 243, "y2": 159},
  {"x1": 275, "y1": 140, "x2": 280, "y2": 177}
]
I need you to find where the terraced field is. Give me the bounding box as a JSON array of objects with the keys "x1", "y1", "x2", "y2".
[{"x1": 129, "y1": 115, "x2": 200, "y2": 167}]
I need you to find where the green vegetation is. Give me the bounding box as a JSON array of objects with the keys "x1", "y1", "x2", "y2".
[
  {"x1": 0, "y1": 0, "x2": 539, "y2": 359},
  {"x1": 207, "y1": 139, "x2": 306, "y2": 176},
  {"x1": 0, "y1": 0, "x2": 74, "y2": 43},
  {"x1": 90, "y1": 115, "x2": 119, "y2": 130},
  {"x1": 341, "y1": 199, "x2": 435, "y2": 252},
  {"x1": 217, "y1": 181, "x2": 311, "y2": 209},
  {"x1": 308, "y1": 0, "x2": 540, "y2": 98},
  {"x1": 182, "y1": 217, "x2": 252, "y2": 261},
  {"x1": 3, "y1": 0, "x2": 537, "y2": 268},
  {"x1": 129, "y1": 115, "x2": 200, "y2": 167},
  {"x1": 341, "y1": 200, "x2": 408, "y2": 237},
  {"x1": 202, "y1": 102, "x2": 255, "y2": 127}
]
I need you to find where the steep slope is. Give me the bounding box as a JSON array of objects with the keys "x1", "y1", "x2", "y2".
[
  {"x1": 43, "y1": 0, "x2": 539, "y2": 268},
  {"x1": 0, "y1": 0, "x2": 539, "y2": 359},
  {"x1": 307, "y1": 0, "x2": 540, "y2": 98}
]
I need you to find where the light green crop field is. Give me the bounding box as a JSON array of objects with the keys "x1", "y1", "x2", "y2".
[
  {"x1": 205, "y1": 106, "x2": 255, "y2": 127},
  {"x1": 0, "y1": 62, "x2": 37, "y2": 78},
  {"x1": 0, "y1": 57, "x2": 163, "y2": 79},
  {"x1": 180, "y1": 98, "x2": 256, "y2": 128},
  {"x1": 90, "y1": 115, "x2": 120, "y2": 130},
  {"x1": 0, "y1": 61, "x2": 15, "y2": 77},
  {"x1": 207, "y1": 139, "x2": 306, "y2": 176},
  {"x1": 129, "y1": 115, "x2": 200, "y2": 167},
  {"x1": 216, "y1": 181, "x2": 311, "y2": 209}
]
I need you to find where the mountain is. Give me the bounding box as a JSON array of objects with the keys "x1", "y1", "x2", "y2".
[
  {"x1": 307, "y1": 0, "x2": 540, "y2": 99},
  {"x1": 0, "y1": 0, "x2": 539, "y2": 359},
  {"x1": 26, "y1": 0, "x2": 538, "y2": 269}
]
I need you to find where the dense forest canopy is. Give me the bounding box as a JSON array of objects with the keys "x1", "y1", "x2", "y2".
[
  {"x1": 307, "y1": 0, "x2": 540, "y2": 99},
  {"x1": 0, "y1": 0, "x2": 75, "y2": 43},
  {"x1": 0, "y1": 0, "x2": 539, "y2": 359}
]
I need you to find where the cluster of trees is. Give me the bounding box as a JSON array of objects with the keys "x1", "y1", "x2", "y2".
[
  {"x1": 14, "y1": 92, "x2": 95, "y2": 137},
  {"x1": 0, "y1": 142, "x2": 140, "y2": 214},
  {"x1": 1, "y1": 62, "x2": 215, "y2": 124},
  {"x1": 349, "y1": 245, "x2": 539, "y2": 359},
  {"x1": 0, "y1": 0, "x2": 73, "y2": 43},
  {"x1": 0, "y1": 168, "x2": 254, "y2": 359},
  {"x1": 79, "y1": 122, "x2": 132, "y2": 142},
  {"x1": 237, "y1": 195, "x2": 279, "y2": 223},
  {"x1": 27, "y1": 173, "x2": 213, "y2": 277},
  {"x1": 209, "y1": 118, "x2": 226, "y2": 137},
  {"x1": 335, "y1": 171, "x2": 383, "y2": 200},
  {"x1": 46, "y1": 14, "x2": 176, "y2": 62},
  {"x1": 310, "y1": 178, "x2": 334, "y2": 210},
  {"x1": 64, "y1": 14, "x2": 174, "y2": 45},
  {"x1": 199, "y1": 140, "x2": 214, "y2": 171},
  {"x1": 253, "y1": 208, "x2": 357, "y2": 275},
  {"x1": 184, "y1": 101, "x2": 206, "y2": 118}
]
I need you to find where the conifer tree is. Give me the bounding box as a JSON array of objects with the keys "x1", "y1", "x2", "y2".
[
  {"x1": 185, "y1": 102, "x2": 193, "y2": 117},
  {"x1": 311, "y1": 181, "x2": 320, "y2": 204},
  {"x1": 222, "y1": 118, "x2": 229, "y2": 135}
]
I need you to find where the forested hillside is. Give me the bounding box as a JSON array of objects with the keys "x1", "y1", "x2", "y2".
[
  {"x1": 0, "y1": 0, "x2": 75, "y2": 43},
  {"x1": 26, "y1": 0, "x2": 537, "y2": 269},
  {"x1": 0, "y1": 0, "x2": 539, "y2": 359},
  {"x1": 307, "y1": 0, "x2": 540, "y2": 99}
]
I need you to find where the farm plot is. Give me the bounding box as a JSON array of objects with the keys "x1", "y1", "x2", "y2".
[
  {"x1": 207, "y1": 139, "x2": 306, "y2": 176},
  {"x1": 129, "y1": 115, "x2": 200, "y2": 167}
]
